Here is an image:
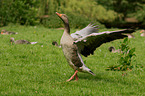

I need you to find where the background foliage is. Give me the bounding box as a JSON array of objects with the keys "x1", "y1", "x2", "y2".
[
  {"x1": 0, "y1": 0, "x2": 39, "y2": 26},
  {"x1": 0, "y1": 0, "x2": 145, "y2": 28}
]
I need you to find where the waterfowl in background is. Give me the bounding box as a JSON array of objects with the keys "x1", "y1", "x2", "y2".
[
  {"x1": 52, "y1": 41, "x2": 61, "y2": 48},
  {"x1": 1, "y1": 29, "x2": 18, "y2": 35},
  {"x1": 56, "y1": 12, "x2": 136, "y2": 81},
  {"x1": 140, "y1": 30, "x2": 145, "y2": 37},
  {"x1": 10, "y1": 37, "x2": 37, "y2": 45},
  {"x1": 108, "y1": 46, "x2": 121, "y2": 53}
]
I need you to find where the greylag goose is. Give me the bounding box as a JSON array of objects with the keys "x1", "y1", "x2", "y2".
[
  {"x1": 1, "y1": 29, "x2": 18, "y2": 35},
  {"x1": 108, "y1": 46, "x2": 121, "y2": 53},
  {"x1": 10, "y1": 37, "x2": 37, "y2": 45},
  {"x1": 56, "y1": 12, "x2": 136, "y2": 81},
  {"x1": 140, "y1": 30, "x2": 145, "y2": 37}
]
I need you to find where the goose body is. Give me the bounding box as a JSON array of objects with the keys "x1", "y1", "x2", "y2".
[
  {"x1": 56, "y1": 12, "x2": 94, "y2": 81},
  {"x1": 60, "y1": 30, "x2": 93, "y2": 74},
  {"x1": 56, "y1": 12, "x2": 136, "y2": 81},
  {"x1": 1, "y1": 30, "x2": 18, "y2": 35},
  {"x1": 10, "y1": 37, "x2": 37, "y2": 44}
]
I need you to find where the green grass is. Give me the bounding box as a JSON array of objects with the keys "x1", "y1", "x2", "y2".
[{"x1": 0, "y1": 25, "x2": 145, "y2": 95}]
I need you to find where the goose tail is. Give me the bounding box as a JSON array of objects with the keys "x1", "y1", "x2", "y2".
[
  {"x1": 81, "y1": 65, "x2": 96, "y2": 76},
  {"x1": 88, "y1": 70, "x2": 96, "y2": 76},
  {"x1": 31, "y1": 42, "x2": 37, "y2": 44}
]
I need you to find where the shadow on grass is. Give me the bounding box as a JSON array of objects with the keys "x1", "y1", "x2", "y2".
[
  {"x1": 78, "y1": 72, "x2": 109, "y2": 81},
  {"x1": 77, "y1": 72, "x2": 134, "y2": 86}
]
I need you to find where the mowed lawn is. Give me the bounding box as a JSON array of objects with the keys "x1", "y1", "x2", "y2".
[{"x1": 0, "y1": 25, "x2": 145, "y2": 95}]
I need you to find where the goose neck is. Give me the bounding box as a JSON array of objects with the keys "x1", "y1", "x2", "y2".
[{"x1": 64, "y1": 23, "x2": 70, "y2": 34}]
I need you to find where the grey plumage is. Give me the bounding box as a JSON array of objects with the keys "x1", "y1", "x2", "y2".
[
  {"x1": 56, "y1": 12, "x2": 136, "y2": 81},
  {"x1": 10, "y1": 37, "x2": 37, "y2": 44},
  {"x1": 56, "y1": 12, "x2": 95, "y2": 81},
  {"x1": 74, "y1": 29, "x2": 135, "y2": 57},
  {"x1": 71, "y1": 24, "x2": 99, "y2": 40},
  {"x1": 1, "y1": 29, "x2": 18, "y2": 35}
]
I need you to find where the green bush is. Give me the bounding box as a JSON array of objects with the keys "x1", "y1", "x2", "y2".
[
  {"x1": 134, "y1": 6, "x2": 145, "y2": 25},
  {"x1": 0, "y1": 1, "x2": 11, "y2": 26},
  {"x1": 41, "y1": 13, "x2": 105, "y2": 29},
  {"x1": 106, "y1": 38, "x2": 137, "y2": 71},
  {"x1": 41, "y1": 15, "x2": 63, "y2": 28},
  {"x1": 118, "y1": 38, "x2": 136, "y2": 71},
  {"x1": 67, "y1": 13, "x2": 105, "y2": 29},
  {"x1": 0, "y1": 0, "x2": 38, "y2": 26},
  {"x1": 10, "y1": 0, "x2": 38, "y2": 25},
  {"x1": 59, "y1": 0, "x2": 117, "y2": 23}
]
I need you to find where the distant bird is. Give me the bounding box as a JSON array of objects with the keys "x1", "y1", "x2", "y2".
[
  {"x1": 140, "y1": 30, "x2": 145, "y2": 37},
  {"x1": 10, "y1": 37, "x2": 37, "y2": 45},
  {"x1": 108, "y1": 46, "x2": 121, "y2": 53},
  {"x1": 56, "y1": 12, "x2": 136, "y2": 81},
  {"x1": 1, "y1": 29, "x2": 18, "y2": 35},
  {"x1": 52, "y1": 41, "x2": 61, "y2": 48}
]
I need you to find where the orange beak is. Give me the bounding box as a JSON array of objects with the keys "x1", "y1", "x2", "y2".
[
  {"x1": 56, "y1": 12, "x2": 62, "y2": 17},
  {"x1": 1, "y1": 32, "x2": 3, "y2": 34}
]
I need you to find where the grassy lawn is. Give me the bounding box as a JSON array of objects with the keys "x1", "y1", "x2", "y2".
[{"x1": 0, "y1": 25, "x2": 145, "y2": 95}]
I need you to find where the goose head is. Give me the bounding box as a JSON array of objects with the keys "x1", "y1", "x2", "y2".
[{"x1": 56, "y1": 12, "x2": 69, "y2": 24}]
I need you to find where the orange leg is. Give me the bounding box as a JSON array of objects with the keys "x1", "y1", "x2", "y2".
[
  {"x1": 66, "y1": 70, "x2": 78, "y2": 82},
  {"x1": 75, "y1": 73, "x2": 78, "y2": 81}
]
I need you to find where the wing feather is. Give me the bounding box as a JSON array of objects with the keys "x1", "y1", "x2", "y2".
[
  {"x1": 74, "y1": 29, "x2": 136, "y2": 57},
  {"x1": 71, "y1": 23, "x2": 99, "y2": 40}
]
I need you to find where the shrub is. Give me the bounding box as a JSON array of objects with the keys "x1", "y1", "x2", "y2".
[
  {"x1": 106, "y1": 38, "x2": 137, "y2": 71},
  {"x1": 0, "y1": 0, "x2": 39, "y2": 26},
  {"x1": 0, "y1": 1, "x2": 11, "y2": 26},
  {"x1": 41, "y1": 13, "x2": 105, "y2": 29},
  {"x1": 41, "y1": 14, "x2": 63, "y2": 28}
]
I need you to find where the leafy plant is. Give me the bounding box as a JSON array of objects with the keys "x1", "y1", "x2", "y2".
[{"x1": 106, "y1": 38, "x2": 137, "y2": 71}]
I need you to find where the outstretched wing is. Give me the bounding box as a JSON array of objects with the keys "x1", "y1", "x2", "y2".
[
  {"x1": 74, "y1": 29, "x2": 136, "y2": 57},
  {"x1": 71, "y1": 23, "x2": 99, "y2": 40}
]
